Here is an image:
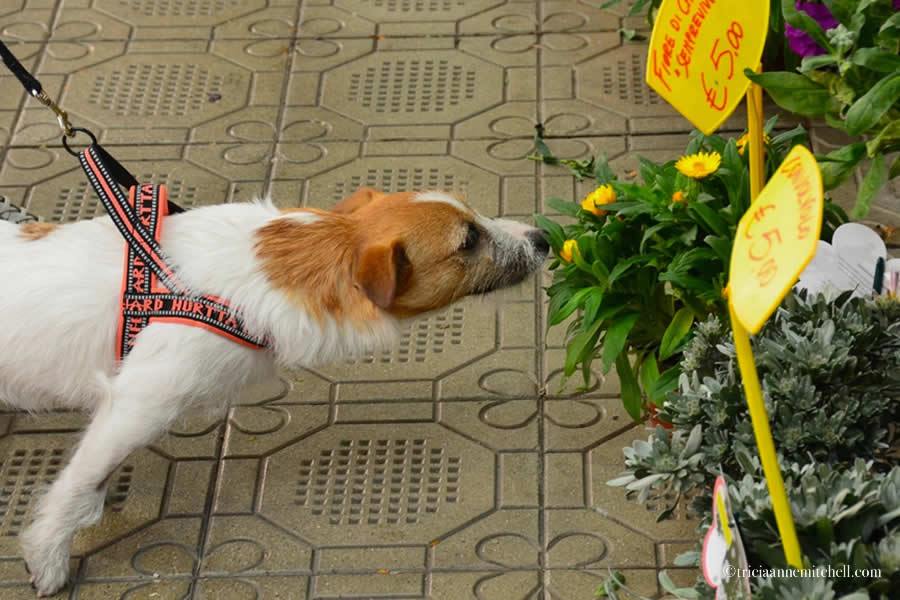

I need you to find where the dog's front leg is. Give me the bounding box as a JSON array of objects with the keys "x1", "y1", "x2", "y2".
[{"x1": 21, "y1": 362, "x2": 187, "y2": 596}]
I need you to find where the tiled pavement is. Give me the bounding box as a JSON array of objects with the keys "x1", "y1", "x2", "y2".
[{"x1": 0, "y1": 1, "x2": 897, "y2": 599}]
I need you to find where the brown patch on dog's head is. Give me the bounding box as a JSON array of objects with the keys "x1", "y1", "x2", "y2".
[
  {"x1": 19, "y1": 222, "x2": 58, "y2": 241},
  {"x1": 331, "y1": 186, "x2": 385, "y2": 214},
  {"x1": 255, "y1": 188, "x2": 548, "y2": 323}
]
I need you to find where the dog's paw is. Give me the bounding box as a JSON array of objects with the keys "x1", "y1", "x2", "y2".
[
  {"x1": 25, "y1": 556, "x2": 69, "y2": 597},
  {"x1": 21, "y1": 525, "x2": 70, "y2": 597}
]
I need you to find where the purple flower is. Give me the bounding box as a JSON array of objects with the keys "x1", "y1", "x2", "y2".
[{"x1": 785, "y1": 2, "x2": 839, "y2": 57}]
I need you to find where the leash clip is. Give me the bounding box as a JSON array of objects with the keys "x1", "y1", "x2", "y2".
[{"x1": 33, "y1": 89, "x2": 74, "y2": 138}]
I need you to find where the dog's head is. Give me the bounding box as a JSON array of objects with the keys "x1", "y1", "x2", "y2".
[{"x1": 256, "y1": 188, "x2": 548, "y2": 320}]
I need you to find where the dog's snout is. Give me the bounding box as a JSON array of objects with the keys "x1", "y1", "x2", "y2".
[{"x1": 526, "y1": 228, "x2": 550, "y2": 256}]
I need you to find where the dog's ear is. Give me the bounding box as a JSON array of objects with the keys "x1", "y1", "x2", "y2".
[
  {"x1": 333, "y1": 187, "x2": 385, "y2": 214},
  {"x1": 355, "y1": 241, "x2": 410, "y2": 309}
]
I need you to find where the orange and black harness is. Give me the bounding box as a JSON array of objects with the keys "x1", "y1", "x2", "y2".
[
  {"x1": 79, "y1": 144, "x2": 267, "y2": 361},
  {"x1": 2, "y1": 39, "x2": 266, "y2": 360}
]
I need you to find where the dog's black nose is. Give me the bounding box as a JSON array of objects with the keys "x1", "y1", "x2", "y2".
[{"x1": 526, "y1": 229, "x2": 550, "y2": 255}]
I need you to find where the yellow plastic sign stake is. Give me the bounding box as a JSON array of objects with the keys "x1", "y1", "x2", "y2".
[
  {"x1": 726, "y1": 144, "x2": 824, "y2": 571},
  {"x1": 646, "y1": 0, "x2": 770, "y2": 134},
  {"x1": 730, "y1": 145, "x2": 824, "y2": 334},
  {"x1": 746, "y1": 68, "x2": 766, "y2": 201},
  {"x1": 729, "y1": 303, "x2": 804, "y2": 570}
]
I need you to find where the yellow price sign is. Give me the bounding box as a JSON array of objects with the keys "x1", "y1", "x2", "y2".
[
  {"x1": 646, "y1": 0, "x2": 770, "y2": 134},
  {"x1": 729, "y1": 145, "x2": 824, "y2": 334}
]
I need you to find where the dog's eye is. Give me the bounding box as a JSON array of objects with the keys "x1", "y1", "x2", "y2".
[{"x1": 460, "y1": 222, "x2": 480, "y2": 251}]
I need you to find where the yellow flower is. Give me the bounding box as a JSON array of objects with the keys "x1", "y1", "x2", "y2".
[
  {"x1": 580, "y1": 184, "x2": 616, "y2": 216},
  {"x1": 672, "y1": 190, "x2": 685, "y2": 203},
  {"x1": 736, "y1": 132, "x2": 772, "y2": 156},
  {"x1": 559, "y1": 239, "x2": 578, "y2": 263},
  {"x1": 675, "y1": 151, "x2": 721, "y2": 179}
]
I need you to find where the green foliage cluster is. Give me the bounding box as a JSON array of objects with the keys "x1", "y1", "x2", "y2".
[
  {"x1": 748, "y1": 0, "x2": 900, "y2": 218},
  {"x1": 534, "y1": 124, "x2": 845, "y2": 421},
  {"x1": 607, "y1": 292, "x2": 900, "y2": 598}
]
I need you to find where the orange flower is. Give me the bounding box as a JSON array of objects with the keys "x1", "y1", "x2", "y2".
[
  {"x1": 580, "y1": 184, "x2": 616, "y2": 216},
  {"x1": 672, "y1": 191, "x2": 686, "y2": 203},
  {"x1": 559, "y1": 239, "x2": 578, "y2": 262}
]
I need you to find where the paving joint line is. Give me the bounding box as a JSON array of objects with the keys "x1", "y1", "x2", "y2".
[
  {"x1": 185, "y1": 4, "x2": 304, "y2": 596},
  {"x1": 534, "y1": 20, "x2": 551, "y2": 600}
]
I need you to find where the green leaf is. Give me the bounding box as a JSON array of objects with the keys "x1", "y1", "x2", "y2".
[
  {"x1": 591, "y1": 258, "x2": 611, "y2": 282},
  {"x1": 650, "y1": 366, "x2": 680, "y2": 403},
  {"x1": 745, "y1": 70, "x2": 838, "y2": 117},
  {"x1": 549, "y1": 287, "x2": 593, "y2": 326},
  {"x1": 851, "y1": 153, "x2": 888, "y2": 219},
  {"x1": 564, "y1": 318, "x2": 604, "y2": 377},
  {"x1": 867, "y1": 120, "x2": 900, "y2": 156},
  {"x1": 608, "y1": 256, "x2": 645, "y2": 286},
  {"x1": 639, "y1": 353, "x2": 660, "y2": 402},
  {"x1": 532, "y1": 128, "x2": 556, "y2": 164},
  {"x1": 816, "y1": 142, "x2": 867, "y2": 190},
  {"x1": 845, "y1": 73, "x2": 900, "y2": 136},
  {"x1": 770, "y1": 124, "x2": 809, "y2": 150},
  {"x1": 782, "y1": 0, "x2": 833, "y2": 52},
  {"x1": 640, "y1": 222, "x2": 670, "y2": 253},
  {"x1": 596, "y1": 201, "x2": 653, "y2": 216},
  {"x1": 627, "y1": 0, "x2": 650, "y2": 17},
  {"x1": 673, "y1": 550, "x2": 700, "y2": 567},
  {"x1": 850, "y1": 48, "x2": 900, "y2": 73},
  {"x1": 799, "y1": 54, "x2": 838, "y2": 73},
  {"x1": 546, "y1": 287, "x2": 572, "y2": 327},
  {"x1": 619, "y1": 28, "x2": 645, "y2": 41},
  {"x1": 616, "y1": 353, "x2": 642, "y2": 421},
  {"x1": 688, "y1": 201, "x2": 728, "y2": 237},
  {"x1": 705, "y1": 235, "x2": 732, "y2": 267},
  {"x1": 880, "y1": 12, "x2": 900, "y2": 36},
  {"x1": 602, "y1": 313, "x2": 639, "y2": 373},
  {"x1": 546, "y1": 197, "x2": 582, "y2": 218},
  {"x1": 533, "y1": 214, "x2": 565, "y2": 250},
  {"x1": 582, "y1": 286, "x2": 605, "y2": 325},
  {"x1": 592, "y1": 153, "x2": 615, "y2": 183},
  {"x1": 658, "y1": 570, "x2": 700, "y2": 598},
  {"x1": 659, "y1": 308, "x2": 694, "y2": 361},
  {"x1": 823, "y1": 0, "x2": 855, "y2": 27}
]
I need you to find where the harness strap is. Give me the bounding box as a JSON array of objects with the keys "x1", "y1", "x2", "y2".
[
  {"x1": 79, "y1": 147, "x2": 186, "y2": 292},
  {"x1": 77, "y1": 144, "x2": 267, "y2": 360}
]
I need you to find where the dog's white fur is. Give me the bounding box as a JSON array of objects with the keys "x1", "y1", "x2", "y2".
[{"x1": 0, "y1": 194, "x2": 544, "y2": 596}]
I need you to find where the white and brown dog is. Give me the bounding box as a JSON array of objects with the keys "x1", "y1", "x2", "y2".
[{"x1": 0, "y1": 187, "x2": 548, "y2": 596}]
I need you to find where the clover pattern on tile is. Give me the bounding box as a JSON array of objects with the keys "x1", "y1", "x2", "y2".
[
  {"x1": 202, "y1": 538, "x2": 268, "y2": 574},
  {"x1": 0, "y1": 18, "x2": 49, "y2": 43},
  {"x1": 476, "y1": 532, "x2": 540, "y2": 568},
  {"x1": 478, "y1": 399, "x2": 539, "y2": 430},
  {"x1": 229, "y1": 405, "x2": 293, "y2": 437},
  {"x1": 132, "y1": 541, "x2": 199, "y2": 577},
  {"x1": 545, "y1": 531, "x2": 609, "y2": 568},
  {"x1": 471, "y1": 571, "x2": 543, "y2": 600}
]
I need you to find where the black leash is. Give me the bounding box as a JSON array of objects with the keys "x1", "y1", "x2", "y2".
[
  {"x1": 0, "y1": 38, "x2": 183, "y2": 214},
  {"x1": 0, "y1": 39, "x2": 42, "y2": 97}
]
